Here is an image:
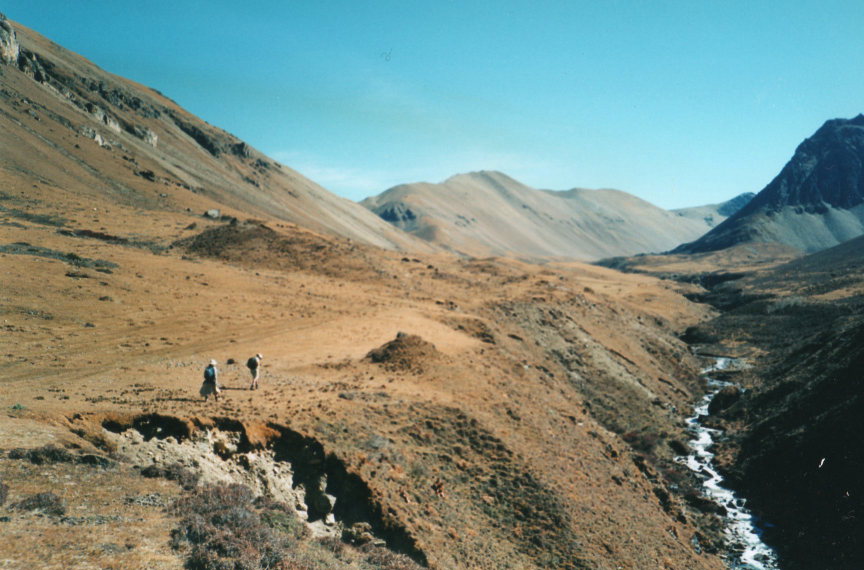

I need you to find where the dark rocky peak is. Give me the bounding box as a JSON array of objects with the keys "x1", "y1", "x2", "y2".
[{"x1": 744, "y1": 114, "x2": 864, "y2": 214}]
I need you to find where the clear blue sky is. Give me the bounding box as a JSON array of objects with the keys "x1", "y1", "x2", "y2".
[{"x1": 6, "y1": 1, "x2": 864, "y2": 208}]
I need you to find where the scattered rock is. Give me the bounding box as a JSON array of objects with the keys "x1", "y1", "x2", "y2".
[
  {"x1": 59, "y1": 514, "x2": 123, "y2": 526},
  {"x1": 124, "y1": 493, "x2": 167, "y2": 507}
]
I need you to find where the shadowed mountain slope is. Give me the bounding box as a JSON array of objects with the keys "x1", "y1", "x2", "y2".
[
  {"x1": 0, "y1": 16, "x2": 429, "y2": 252},
  {"x1": 679, "y1": 234, "x2": 864, "y2": 569},
  {"x1": 676, "y1": 115, "x2": 864, "y2": 254},
  {"x1": 362, "y1": 170, "x2": 725, "y2": 260}
]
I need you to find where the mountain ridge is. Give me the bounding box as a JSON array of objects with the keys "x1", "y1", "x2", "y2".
[{"x1": 364, "y1": 169, "x2": 751, "y2": 260}]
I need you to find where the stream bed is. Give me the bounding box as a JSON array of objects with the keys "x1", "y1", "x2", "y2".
[{"x1": 678, "y1": 358, "x2": 781, "y2": 570}]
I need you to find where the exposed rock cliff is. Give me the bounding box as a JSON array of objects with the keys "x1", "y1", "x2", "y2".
[{"x1": 0, "y1": 13, "x2": 20, "y2": 64}]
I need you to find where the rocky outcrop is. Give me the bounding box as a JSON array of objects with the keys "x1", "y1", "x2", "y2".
[
  {"x1": 0, "y1": 13, "x2": 19, "y2": 64},
  {"x1": 677, "y1": 115, "x2": 864, "y2": 254}
]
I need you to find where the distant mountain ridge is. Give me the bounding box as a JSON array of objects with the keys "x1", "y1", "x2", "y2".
[
  {"x1": 671, "y1": 193, "x2": 755, "y2": 229},
  {"x1": 676, "y1": 114, "x2": 864, "y2": 254},
  {"x1": 363, "y1": 170, "x2": 751, "y2": 260}
]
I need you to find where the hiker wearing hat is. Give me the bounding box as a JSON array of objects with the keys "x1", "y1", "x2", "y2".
[
  {"x1": 247, "y1": 353, "x2": 263, "y2": 390},
  {"x1": 201, "y1": 359, "x2": 220, "y2": 401}
]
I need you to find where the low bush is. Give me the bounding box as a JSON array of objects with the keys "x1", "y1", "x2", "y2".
[
  {"x1": 362, "y1": 545, "x2": 425, "y2": 570},
  {"x1": 8, "y1": 445, "x2": 75, "y2": 465},
  {"x1": 12, "y1": 492, "x2": 66, "y2": 516},
  {"x1": 170, "y1": 484, "x2": 303, "y2": 570},
  {"x1": 140, "y1": 462, "x2": 200, "y2": 490}
]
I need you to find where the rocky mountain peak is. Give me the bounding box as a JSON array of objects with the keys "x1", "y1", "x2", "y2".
[
  {"x1": 747, "y1": 114, "x2": 864, "y2": 213},
  {"x1": 675, "y1": 114, "x2": 864, "y2": 254}
]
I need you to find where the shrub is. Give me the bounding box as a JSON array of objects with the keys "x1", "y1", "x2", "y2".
[
  {"x1": 621, "y1": 430, "x2": 660, "y2": 454},
  {"x1": 8, "y1": 445, "x2": 74, "y2": 464},
  {"x1": 0, "y1": 480, "x2": 8, "y2": 506},
  {"x1": 362, "y1": 545, "x2": 425, "y2": 570},
  {"x1": 170, "y1": 484, "x2": 298, "y2": 570},
  {"x1": 140, "y1": 462, "x2": 200, "y2": 490},
  {"x1": 12, "y1": 492, "x2": 66, "y2": 516},
  {"x1": 6, "y1": 445, "x2": 115, "y2": 468}
]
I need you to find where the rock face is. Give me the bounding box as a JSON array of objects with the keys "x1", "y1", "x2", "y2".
[
  {"x1": 363, "y1": 170, "x2": 722, "y2": 260},
  {"x1": 677, "y1": 115, "x2": 864, "y2": 254},
  {"x1": 0, "y1": 14, "x2": 19, "y2": 64}
]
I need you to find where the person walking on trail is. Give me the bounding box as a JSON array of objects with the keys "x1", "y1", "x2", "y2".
[
  {"x1": 200, "y1": 359, "x2": 221, "y2": 401},
  {"x1": 247, "y1": 353, "x2": 263, "y2": 390}
]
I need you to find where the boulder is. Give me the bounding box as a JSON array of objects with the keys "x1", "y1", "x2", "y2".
[{"x1": 707, "y1": 385, "x2": 742, "y2": 415}]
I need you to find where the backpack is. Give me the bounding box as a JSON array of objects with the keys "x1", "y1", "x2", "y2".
[
  {"x1": 247, "y1": 357, "x2": 259, "y2": 370},
  {"x1": 204, "y1": 366, "x2": 216, "y2": 382}
]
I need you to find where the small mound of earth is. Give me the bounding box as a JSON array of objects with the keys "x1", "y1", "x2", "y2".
[
  {"x1": 366, "y1": 333, "x2": 440, "y2": 373},
  {"x1": 172, "y1": 221, "x2": 379, "y2": 279}
]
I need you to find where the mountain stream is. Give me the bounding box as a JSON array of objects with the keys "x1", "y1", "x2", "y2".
[{"x1": 678, "y1": 358, "x2": 781, "y2": 569}]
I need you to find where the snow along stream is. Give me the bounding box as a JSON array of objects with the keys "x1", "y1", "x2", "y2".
[{"x1": 677, "y1": 358, "x2": 781, "y2": 570}]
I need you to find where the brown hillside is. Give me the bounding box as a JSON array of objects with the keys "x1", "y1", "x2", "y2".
[
  {"x1": 362, "y1": 170, "x2": 721, "y2": 260},
  {"x1": 0, "y1": 179, "x2": 729, "y2": 568},
  {"x1": 0, "y1": 17, "x2": 430, "y2": 252}
]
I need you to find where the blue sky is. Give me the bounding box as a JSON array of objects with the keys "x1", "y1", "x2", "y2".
[{"x1": 6, "y1": 1, "x2": 864, "y2": 208}]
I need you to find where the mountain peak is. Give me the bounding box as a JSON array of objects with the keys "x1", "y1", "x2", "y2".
[
  {"x1": 676, "y1": 114, "x2": 864, "y2": 254},
  {"x1": 442, "y1": 170, "x2": 519, "y2": 186}
]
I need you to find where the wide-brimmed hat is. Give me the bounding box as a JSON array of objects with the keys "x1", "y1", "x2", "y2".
[
  {"x1": 209, "y1": 359, "x2": 217, "y2": 366},
  {"x1": 256, "y1": 353, "x2": 263, "y2": 359}
]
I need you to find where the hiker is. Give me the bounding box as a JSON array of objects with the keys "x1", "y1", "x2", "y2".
[
  {"x1": 247, "y1": 353, "x2": 263, "y2": 390},
  {"x1": 200, "y1": 359, "x2": 220, "y2": 401}
]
